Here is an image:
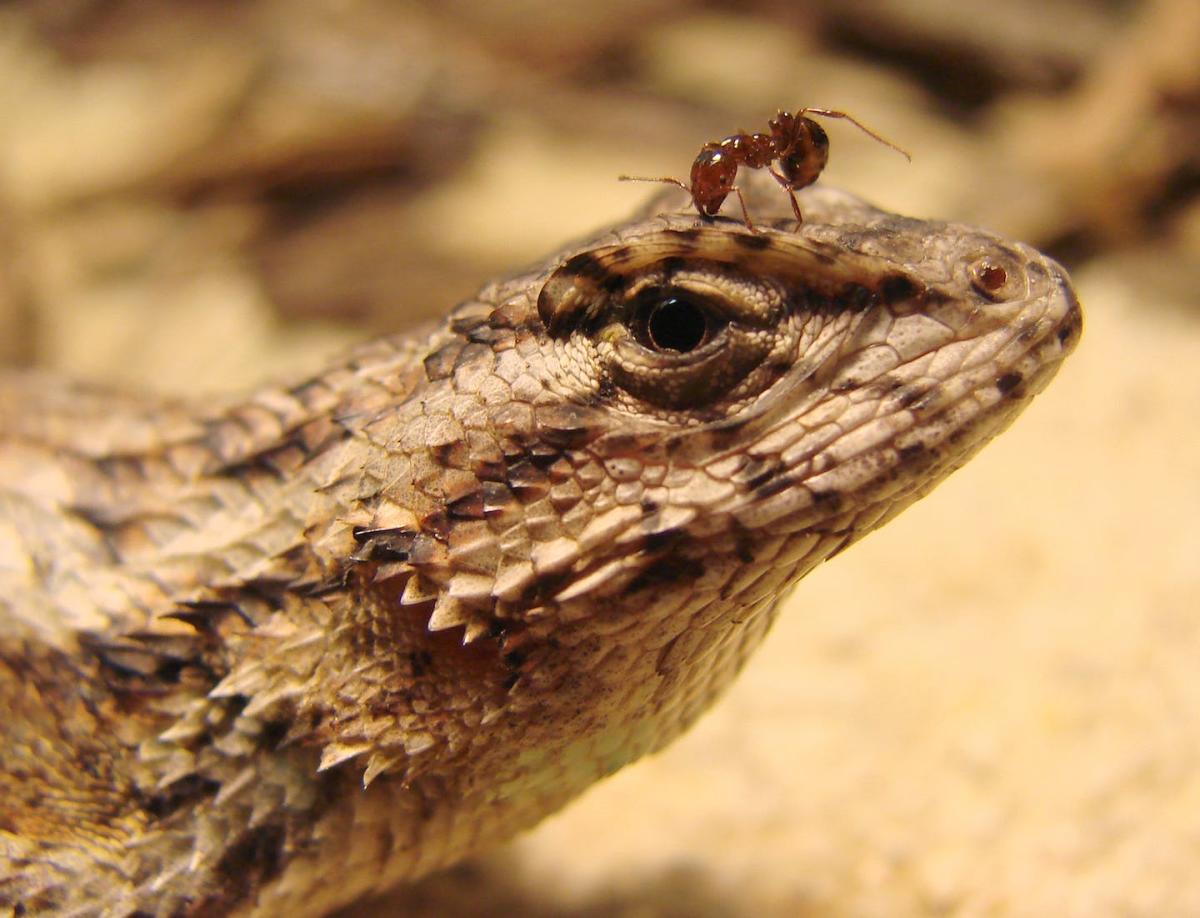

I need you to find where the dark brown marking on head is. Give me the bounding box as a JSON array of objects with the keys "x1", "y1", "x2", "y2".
[
  {"x1": 409, "y1": 649, "x2": 433, "y2": 678},
  {"x1": 642, "y1": 526, "x2": 688, "y2": 555},
  {"x1": 350, "y1": 526, "x2": 417, "y2": 563},
  {"x1": 527, "y1": 448, "x2": 565, "y2": 470},
  {"x1": 535, "y1": 404, "x2": 600, "y2": 450},
  {"x1": 206, "y1": 824, "x2": 286, "y2": 912},
  {"x1": 754, "y1": 475, "x2": 795, "y2": 501},
  {"x1": 733, "y1": 233, "x2": 772, "y2": 251},
  {"x1": 166, "y1": 599, "x2": 251, "y2": 635},
  {"x1": 473, "y1": 458, "x2": 509, "y2": 483},
  {"x1": 787, "y1": 287, "x2": 821, "y2": 313},
  {"x1": 559, "y1": 251, "x2": 608, "y2": 285},
  {"x1": 447, "y1": 491, "x2": 486, "y2": 520},
  {"x1": 505, "y1": 460, "x2": 551, "y2": 501},
  {"x1": 502, "y1": 648, "x2": 527, "y2": 670},
  {"x1": 811, "y1": 488, "x2": 842, "y2": 511},
  {"x1": 453, "y1": 341, "x2": 490, "y2": 371},
  {"x1": 705, "y1": 415, "x2": 752, "y2": 451},
  {"x1": 764, "y1": 356, "x2": 796, "y2": 377},
  {"x1": 1056, "y1": 298, "x2": 1082, "y2": 347},
  {"x1": 880, "y1": 273, "x2": 920, "y2": 303},
  {"x1": 450, "y1": 314, "x2": 493, "y2": 341},
  {"x1": 659, "y1": 255, "x2": 687, "y2": 278},
  {"x1": 996, "y1": 372, "x2": 1024, "y2": 396},
  {"x1": 731, "y1": 522, "x2": 756, "y2": 564},
  {"x1": 420, "y1": 510, "x2": 452, "y2": 541},
  {"x1": 486, "y1": 304, "x2": 519, "y2": 329},
  {"x1": 839, "y1": 283, "x2": 875, "y2": 309},
  {"x1": 142, "y1": 773, "x2": 223, "y2": 822},
  {"x1": 481, "y1": 481, "x2": 515, "y2": 514},
  {"x1": 431, "y1": 440, "x2": 470, "y2": 469},
  {"x1": 912, "y1": 389, "x2": 943, "y2": 413},
  {"x1": 855, "y1": 378, "x2": 902, "y2": 404},
  {"x1": 594, "y1": 431, "x2": 651, "y2": 455},
  {"x1": 498, "y1": 429, "x2": 534, "y2": 460},
  {"x1": 538, "y1": 427, "x2": 594, "y2": 451},
  {"x1": 743, "y1": 460, "x2": 785, "y2": 492},
  {"x1": 513, "y1": 569, "x2": 573, "y2": 608},
  {"x1": 601, "y1": 273, "x2": 627, "y2": 295},
  {"x1": 627, "y1": 555, "x2": 705, "y2": 593}
]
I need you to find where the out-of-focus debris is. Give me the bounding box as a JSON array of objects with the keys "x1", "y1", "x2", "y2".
[
  {"x1": 781, "y1": 0, "x2": 1120, "y2": 108},
  {"x1": 989, "y1": 0, "x2": 1200, "y2": 250}
]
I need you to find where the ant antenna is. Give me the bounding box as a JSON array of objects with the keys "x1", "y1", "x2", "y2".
[{"x1": 798, "y1": 108, "x2": 912, "y2": 161}]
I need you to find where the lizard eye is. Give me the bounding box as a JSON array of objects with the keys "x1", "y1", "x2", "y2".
[
  {"x1": 635, "y1": 292, "x2": 714, "y2": 354},
  {"x1": 537, "y1": 249, "x2": 800, "y2": 418}
]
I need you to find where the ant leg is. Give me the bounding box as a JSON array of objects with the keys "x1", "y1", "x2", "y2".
[
  {"x1": 795, "y1": 109, "x2": 911, "y2": 161},
  {"x1": 730, "y1": 185, "x2": 757, "y2": 233},
  {"x1": 767, "y1": 167, "x2": 804, "y2": 224},
  {"x1": 786, "y1": 188, "x2": 803, "y2": 225}
]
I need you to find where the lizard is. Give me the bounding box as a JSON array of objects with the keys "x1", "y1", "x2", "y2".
[{"x1": 0, "y1": 173, "x2": 1082, "y2": 916}]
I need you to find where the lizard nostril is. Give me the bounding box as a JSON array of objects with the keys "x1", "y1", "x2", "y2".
[
  {"x1": 974, "y1": 261, "x2": 1007, "y2": 292},
  {"x1": 969, "y1": 253, "x2": 1023, "y2": 301}
]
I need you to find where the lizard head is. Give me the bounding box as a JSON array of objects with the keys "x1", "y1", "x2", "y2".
[{"x1": 310, "y1": 175, "x2": 1081, "y2": 810}]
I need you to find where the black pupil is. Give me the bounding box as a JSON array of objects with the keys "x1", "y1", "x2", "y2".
[{"x1": 645, "y1": 297, "x2": 708, "y2": 353}]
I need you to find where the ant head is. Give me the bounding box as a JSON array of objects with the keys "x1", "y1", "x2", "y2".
[
  {"x1": 768, "y1": 111, "x2": 797, "y2": 145},
  {"x1": 690, "y1": 147, "x2": 738, "y2": 215}
]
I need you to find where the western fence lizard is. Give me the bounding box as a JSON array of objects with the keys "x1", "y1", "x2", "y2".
[{"x1": 0, "y1": 175, "x2": 1081, "y2": 916}]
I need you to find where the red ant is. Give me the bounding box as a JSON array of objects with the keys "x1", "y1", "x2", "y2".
[{"x1": 620, "y1": 108, "x2": 910, "y2": 231}]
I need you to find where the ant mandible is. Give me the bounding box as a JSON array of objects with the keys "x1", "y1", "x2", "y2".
[{"x1": 620, "y1": 108, "x2": 910, "y2": 231}]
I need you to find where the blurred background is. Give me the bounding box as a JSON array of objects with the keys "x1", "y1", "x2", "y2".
[{"x1": 0, "y1": 0, "x2": 1197, "y2": 914}]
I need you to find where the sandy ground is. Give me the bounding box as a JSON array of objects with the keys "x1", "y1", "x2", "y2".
[{"x1": 1, "y1": 2, "x2": 1197, "y2": 914}]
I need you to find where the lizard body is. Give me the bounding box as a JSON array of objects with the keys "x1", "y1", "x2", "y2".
[{"x1": 0, "y1": 178, "x2": 1081, "y2": 916}]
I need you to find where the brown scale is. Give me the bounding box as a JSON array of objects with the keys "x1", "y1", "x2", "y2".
[{"x1": 621, "y1": 108, "x2": 910, "y2": 231}]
